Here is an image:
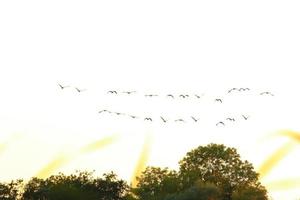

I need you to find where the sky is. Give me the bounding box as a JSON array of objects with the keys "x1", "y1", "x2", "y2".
[{"x1": 1, "y1": 0, "x2": 300, "y2": 199}]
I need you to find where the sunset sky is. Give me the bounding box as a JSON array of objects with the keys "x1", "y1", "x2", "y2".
[{"x1": 1, "y1": 1, "x2": 300, "y2": 199}]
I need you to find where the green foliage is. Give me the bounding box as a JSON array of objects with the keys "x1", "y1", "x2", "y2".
[
  {"x1": 232, "y1": 185, "x2": 268, "y2": 200},
  {"x1": 134, "y1": 167, "x2": 180, "y2": 200},
  {"x1": 0, "y1": 143, "x2": 269, "y2": 200},
  {"x1": 165, "y1": 181, "x2": 222, "y2": 200},
  {"x1": 0, "y1": 179, "x2": 23, "y2": 200},
  {"x1": 178, "y1": 143, "x2": 266, "y2": 199},
  {"x1": 22, "y1": 171, "x2": 129, "y2": 200}
]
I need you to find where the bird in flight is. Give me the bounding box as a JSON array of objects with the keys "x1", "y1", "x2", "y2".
[
  {"x1": 107, "y1": 90, "x2": 118, "y2": 94},
  {"x1": 175, "y1": 119, "x2": 185, "y2": 122},
  {"x1": 166, "y1": 94, "x2": 175, "y2": 98},
  {"x1": 144, "y1": 117, "x2": 153, "y2": 121},
  {"x1": 129, "y1": 115, "x2": 138, "y2": 119},
  {"x1": 123, "y1": 91, "x2": 136, "y2": 95},
  {"x1": 145, "y1": 94, "x2": 158, "y2": 97},
  {"x1": 58, "y1": 83, "x2": 70, "y2": 90},
  {"x1": 242, "y1": 115, "x2": 249, "y2": 120},
  {"x1": 114, "y1": 112, "x2": 124, "y2": 115},
  {"x1": 215, "y1": 98, "x2": 223, "y2": 103},
  {"x1": 216, "y1": 121, "x2": 225, "y2": 126},
  {"x1": 228, "y1": 88, "x2": 238, "y2": 93},
  {"x1": 191, "y1": 116, "x2": 200, "y2": 122},
  {"x1": 98, "y1": 109, "x2": 111, "y2": 114},
  {"x1": 260, "y1": 91, "x2": 274, "y2": 96},
  {"x1": 226, "y1": 117, "x2": 235, "y2": 122},
  {"x1": 239, "y1": 88, "x2": 250, "y2": 91},
  {"x1": 160, "y1": 116, "x2": 167, "y2": 123},
  {"x1": 75, "y1": 87, "x2": 87, "y2": 93},
  {"x1": 194, "y1": 94, "x2": 202, "y2": 99},
  {"x1": 179, "y1": 94, "x2": 189, "y2": 98}
]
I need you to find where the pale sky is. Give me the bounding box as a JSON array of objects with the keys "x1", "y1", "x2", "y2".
[{"x1": 1, "y1": 1, "x2": 300, "y2": 199}]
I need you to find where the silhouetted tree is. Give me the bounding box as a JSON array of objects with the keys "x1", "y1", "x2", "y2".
[
  {"x1": 134, "y1": 167, "x2": 180, "y2": 200},
  {"x1": 22, "y1": 171, "x2": 130, "y2": 200},
  {"x1": 178, "y1": 143, "x2": 268, "y2": 200},
  {"x1": 0, "y1": 179, "x2": 23, "y2": 200},
  {"x1": 165, "y1": 181, "x2": 222, "y2": 200},
  {"x1": 0, "y1": 143, "x2": 269, "y2": 200},
  {"x1": 232, "y1": 185, "x2": 268, "y2": 200}
]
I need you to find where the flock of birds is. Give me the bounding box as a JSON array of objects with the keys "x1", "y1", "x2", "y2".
[
  {"x1": 58, "y1": 83, "x2": 274, "y2": 127},
  {"x1": 97, "y1": 108, "x2": 250, "y2": 126},
  {"x1": 58, "y1": 84, "x2": 274, "y2": 98}
]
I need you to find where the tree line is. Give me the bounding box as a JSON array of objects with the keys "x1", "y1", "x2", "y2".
[{"x1": 0, "y1": 143, "x2": 269, "y2": 200}]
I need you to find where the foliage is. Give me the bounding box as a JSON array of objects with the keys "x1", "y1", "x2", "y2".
[
  {"x1": 22, "y1": 171, "x2": 129, "y2": 200},
  {"x1": 165, "y1": 181, "x2": 222, "y2": 200},
  {"x1": 134, "y1": 167, "x2": 180, "y2": 200},
  {"x1": 0, "y1": 179, "x2": 23, "y2": 200},
  {"x1": 0, "y1": 143, "x2": 269, "y2": 200},
  {"x1": 232, "y1": 185, "x2": 268, "y2": 200},
  {"x1": 178, "y1": 143, "x2": 267, "y2": 199}
]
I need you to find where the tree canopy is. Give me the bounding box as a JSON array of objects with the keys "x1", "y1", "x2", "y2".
[
  {"x1": 0, "y1": 143, "x2": 269, "y2": 200},
  {"x1": 22, "y1": 171, "x2": 129, "y2": 200},
  {"x1": 134, "y1": 143, "x2": 268, "y2": 200}
]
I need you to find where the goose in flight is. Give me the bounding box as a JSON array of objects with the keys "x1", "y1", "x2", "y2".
[
  {"x1": 191, "y1": 116, "x2": 200, "y2": 122},
  {"x1": 179, "y1": 94, "x2": 189, "y2": 98},
  {"x1": 144, "y1": 117, "x2": 153, "y2": 121},
  {"x1": 114, "y1": 112, "x2": 124, "y2": 115},
  {"x1": 226, "y1": 117, "x2": 235, "y2": 122},
  {"x1": 215, "y1": 98, "x2": 223, "y2": 103},
  {"x1": 216, "y1": 121, "x2": 225, "y2": 126},
  {"x1": 58, "y1": 84, "x2": 70, "y2": 90},
  {"x1": 239, "y1": 88, "x2": 250, "y2": 91},
  {"x1": 175, "y1": 119, "x2": 185, "y2": 122},
  {"x1": 242, "y1": 115, "x2": 249, "y2": 120},
  {"x1": 260, "y1": 91, "x2": 274, "y2": 96},
  {"x1": 228, "y1": 88, "x2": 238, "y2": 93},
  {"x1": 75, "y1": 87, "x2": 87, "y2": 93},
  {"x1": 98, "y1": 109, "x2": 111, "y2": 114},
  {"x1": 107, "y1": 90, "x2": 118, "y2": 94},
  {"x1": 123, "y1": 91, "x2": 136, "y2": 95},
  {"x1": 194, "y1": 94, "x2": 201, "y2": 99},
  {"x1": 129, "y1": 115, "x2": 138, "y2": 119},
  {"x1": 145, "y1": 94, "x2": 158, "y2": 97},
  {"x1": 160, "y1": 116, "x2": 167, "y2": 123},
  {"x1": 166, "y1": 94, "x2": 175, "y2": 98}
]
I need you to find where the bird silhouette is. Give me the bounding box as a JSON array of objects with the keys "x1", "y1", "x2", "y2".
[
  {"x1": 228, "y1": 88, "x2": 238, "y2": 93},
  {"x1": 129, "y1": 115, "x2": 138, "y2": 119},
  {"x1": 194, "y1": 94, "x2": 201, "y2": 99},
  {"x1": 160, "y1": 116, "x2": 167, "y2": 123},
  {"x1": 215, "y1": 98, "x2": 223, "y2": 103},
  {"x1": 145, "y1": 94, "x2": 158, "y2": 97},
  {"x1": 260, "y1": 92, "x2": 274, "y2": 96},
  {"x1": 175, "y1": 119, "x2": 185, "y2": 122},
  {"x1": 114, "y1": 112, "x2": 124, "y2": 115},
  {"x1": 216, "y1": 121, "x2": 225, "y2": 126},
  {"x1": 238, "y1": 88, "x2": 250, "y2": 92},
  {"x1": 226, "y1": 117, "x2": 235, "y2": 122},
  {"x1": 98, "y1": 110, "x2": 111, "y2": 114},
  {"x1": 144, "y1": 117, "x2": 153, "y2": 121},
  {"x1": 242, "y1": 115, "x2": 249, "y2": 120},
  {"x1": 191, "y1": 116, "x2": 200, "y2": 122},
  {"x1": 58, "y1": 84, "x2": 70, "y2": 90},
  {"x1": 75, "y1": 87, "x2": 87, "y2": 93},
  {"x1": 107, "y1": 90, "x2": 118, "y2": 94},
  {"x1": 179, "y1": 94, "x2": 189, "y2": 98},
  {"x1": 123, "y1": 91, "x2": 136, "y2": 95},
  {"x1": 166, "y1": 94, "x2": 175, "y2": 98}
]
